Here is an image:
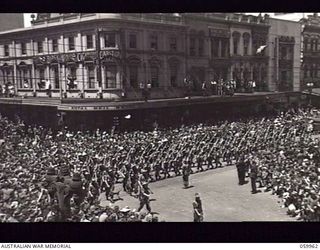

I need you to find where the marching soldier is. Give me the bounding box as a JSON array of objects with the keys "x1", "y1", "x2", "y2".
[
  {"x1": 206, "y1": 152, "x2": 214, "y2": 169},
  {"x1": 162, "y1": 158, "x2": 171, "y2": 178},
  {"x1": 154, "y1": 160, "x2": 162, "y2": 181},
  {"x1": 196, "y1": 154, "x2": 204, "y2": 172},
  {"x1": 182, "y1": 161, "x2": 191, "y2": 189},
  {"x1": 250, "y1": 162, "x2": 259, "y2": 194},
  {"x1": 214, "y1": 150, "x2": 222, "y2": 168},
  {"x1": 137, "y1": 182, "x2": 152, "y2": 213}
]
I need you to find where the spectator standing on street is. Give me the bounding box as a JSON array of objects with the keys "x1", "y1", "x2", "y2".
[
  {"x1": 193, "y1": 193, "x2": 203, "y2": 222},
  {"x1": 250, "y1": 162, "x2": 259, "y2": 194}
]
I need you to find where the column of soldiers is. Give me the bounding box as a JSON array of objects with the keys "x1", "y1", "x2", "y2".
[{"x1": 0, "y1": 107, "x2": 318, "y2": 222}]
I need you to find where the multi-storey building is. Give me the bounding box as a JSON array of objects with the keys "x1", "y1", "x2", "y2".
[
  {"x1": 301, "y1": 13, "x2": 320, "y2": 88},
  {"x1": 267, "y1": 18, "x2": 301, "y2": 92},
  {"x1": 0, "y1": 13, "x2": 298, "y2": 101}
]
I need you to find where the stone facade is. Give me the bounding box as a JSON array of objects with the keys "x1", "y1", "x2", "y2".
[
  {"x1": 0, "y1": 13, "x2": 295, "y2": 100},
  {"x1": 301, "y1": 13, "x2": 320, "y2": 89},
  {"x1": 267, "y1": 18, "x2": 301, "y2": 92}
]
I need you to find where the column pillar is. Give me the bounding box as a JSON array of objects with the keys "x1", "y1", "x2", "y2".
[
  {"x1": 229, "y1": 64, "x2": 234, "y2": 80},
  {"x1": 101, "y1": 64, "x2": 105, "y2": 89},
  {"x1": 31, "y1": 64, "x2": 36, "y2": 93},
  {"x1": 78, "y1": 63, "x2": 84, "y2": 90},
  {"x1": 249, "y1": 34, "x2": 253, "y2": 55},
  {"x1": 218, "y1": 39, "x2": 222, "y2": 58},
  {"x1": 116, "y1": 65, "x2": 121, "y2": 89},
  {"x1": 61, "y1": 64, "x2": 66, "y2": 92}
]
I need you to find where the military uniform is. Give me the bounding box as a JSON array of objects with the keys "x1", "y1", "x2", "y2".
[
  {"x1": 250, "y1": 164, "x2": 258, "y2": 194},
  {"x1": 236, "y1": 160, "x2": 246, "y2": 185},
  {"x1": 138, "y1": 184, "x2": 152, "y2": 213}
]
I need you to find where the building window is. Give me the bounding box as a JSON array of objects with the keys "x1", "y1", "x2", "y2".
[
  {"x1": 190, "y1": 37, "x2": 196, "y2": 56},
  {"x1": 169, "y1": 37, "x2": 177, "y2": 51},
  {"x1": 280, "y1": 46, "x2": 287, "y2": 60},
  {"x1": 233, "y1": 33, "x2": 240, "y2": 55},
  {"x1": 307, "y1": 39, "x2": 311, "y2": 51},
  {"x1": 68, "y1": 37, "x2": 75, "y2": 51},
  {"x1": 211, "y1": 38, "x2": 219, "y2": 57},
  {"x1": 169, "y1": 64, "x2": 178, "y2": 87},
  {"x1": 105, "y1": 33, "x2": 116, "y2": 48},
  {"x1": 53, "y1": 67, "x2": 59, "y2": 89},
  {"x1": 87, "y1": 65, "x2": 95, "y2": 89},
  {"x1": 304, "y1": 38, "x2": 308, "y2": 52},
  {"x1": 281, "y1": 71, "x2": 287, "y2": 82},
  {"x1": 221, "y1": 39, "x2": 228, "y2": 58},
  {"x1": 67, "y1": 67, "x2": 77, "y2": 89},
  {"x1": 37, "y1": 41, "x2": 43, "y2": 53},
  {"x1": 21, "y1": 42, "x2": 27, "y2": 55},
  {"x1": 198, "y1": 38, "x2": 204, "y2": 56},
  {"x1": 70, "y1": 67, "x2": 77, "y2": 78},
  {"x1": 4, "y1": 45, "x2": 9, "y2": 57},
  {"x1": 129, "y1": 34, "x2": 137, "y2": 49},
  {"x1": 129, "y1": 65, "x2": 138, "y2": 88},
  {"x1": 52, "y1": 39, "x2": 58, "y2": 52},
  {"x1": 19, "y1": 69, "x2": 29, "y2": 88},
  {"x1": 38, "y1": 68, "x2": 45, "y2": 87},
  {"x1": 150, "y1": 34, "x2": 158, "y2": 50},
  {"x1": 105, "y1": 65, "x2": 117, "y2": 88},
  {"x1": 243, "y1": 34, "x2": 250, "y2": 56},
  {"x1": 304, "y1": 66, "x2": 308, "y2": 78},
  {"x1": 86, "y1": 35, "x2": 93, "y2": 49},
  {"x1": 150, "y1": 65, "x2": 159, "y2": 87}
]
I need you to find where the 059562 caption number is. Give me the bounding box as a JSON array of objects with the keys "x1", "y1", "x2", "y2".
[{"x1": 300, "y1": 244, "x2": 318, "y2": 248}]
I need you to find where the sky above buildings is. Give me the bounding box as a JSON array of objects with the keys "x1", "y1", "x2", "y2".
[{"x1": 24, "y1": 13, "x2": 32, "y2": 27}]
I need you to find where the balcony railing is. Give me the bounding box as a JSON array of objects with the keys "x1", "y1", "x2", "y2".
[{"x1": 122, "y1": 13, "x2": 183, "y2": 25}]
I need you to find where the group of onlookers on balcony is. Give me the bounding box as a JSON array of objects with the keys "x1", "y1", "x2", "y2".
[{"x1": 184, "y1": 78, "x2": 263, "y2": 97}]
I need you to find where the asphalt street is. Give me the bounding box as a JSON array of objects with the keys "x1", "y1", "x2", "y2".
[{"x1": 100, "y1": 165, "x2": 295, "y2": 222}]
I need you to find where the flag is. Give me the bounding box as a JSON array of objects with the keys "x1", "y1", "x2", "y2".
[{"x1": 256, "y1": 45, "x2": 267, "y2": 54}]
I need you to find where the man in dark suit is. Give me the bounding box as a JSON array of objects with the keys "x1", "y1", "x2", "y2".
[{"x1": 236, "y1": 156, "x2": 246, "y2": 185}]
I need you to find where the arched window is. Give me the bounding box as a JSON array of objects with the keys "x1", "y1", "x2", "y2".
[
  {"x1": 232, "y1": 32, "x2": 240, "y2": 55},
  {"x1": 150, "y1": 65, "x2": 159, "y2": 87},
  {"x1": 243, "y1": 33, "x2": 250, "y2": 56},
  {"x1": 304, "y1": 38, "x2": 309, "y2": 52},
  {"x1": 127, "y1": 56, "x2": 141, "y2": 88},
  {"x1": 189, "y1": 37, "x2": 196, "y2": 56},
  {"x1": 52, "y1": 65, "x2": 59, "y2": 89},
  {"x1": 211, "y1": 38, "x2": 219, "y2": 57},
  {"x1": 198, "y1": 31, "x2": 205, "y2": 56},
  {"x1": 129, "y1": 65, "x2": 139, "y2": 88},
  {"x1": 168, "y1": 58, "x2": 180, "y2": 87}
]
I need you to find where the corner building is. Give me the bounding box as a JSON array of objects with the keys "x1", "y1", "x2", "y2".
[{"x1": 0, "y1": 13, "x2": 299, "y2": 101}]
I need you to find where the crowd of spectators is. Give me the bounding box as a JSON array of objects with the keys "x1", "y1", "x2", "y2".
[{"x1": 0, "y1": 107, "x2": 320, "y2": 222}]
